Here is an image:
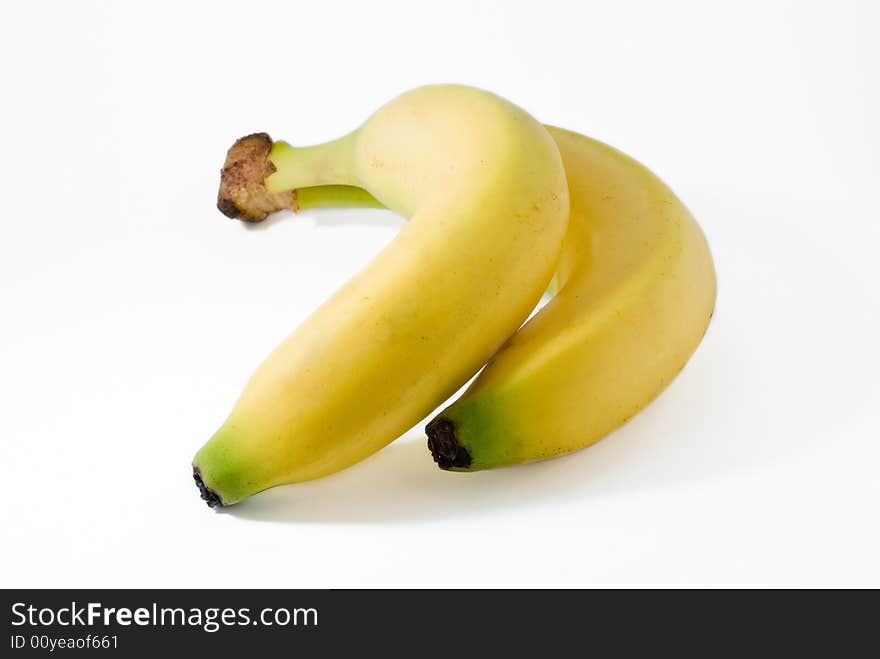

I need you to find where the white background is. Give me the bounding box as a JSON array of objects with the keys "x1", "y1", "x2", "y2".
[{"x1": 1, "y1": 0, "x2": 878, "y2": 588}]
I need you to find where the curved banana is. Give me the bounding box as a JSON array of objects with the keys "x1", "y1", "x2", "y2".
[
  {"x1": 192, "y1": 85, "x2": 569, "y2": 506},
  {"x1": 427, "y1": 127, "x2": 717, "y2": 470}
]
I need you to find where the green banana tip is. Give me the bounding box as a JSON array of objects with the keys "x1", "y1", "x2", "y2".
[
  {"x1": 426, "y1": 418, "x2": 471, "y2": 470},
  {"x1": 192, "y1": 466, "x2": 224, "y2": 509}
]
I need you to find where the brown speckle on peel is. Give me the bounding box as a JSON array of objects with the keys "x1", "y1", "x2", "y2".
[{"x1": 216, "y1": 132, "x2": 297, "y2": 222}]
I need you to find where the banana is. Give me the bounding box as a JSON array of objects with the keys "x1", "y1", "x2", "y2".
[
  {"x1": 282, "y1": 128, "x2": 716, "y2": 470},
  {"x1": 192, "y1": 85, "x2": 569, "y2": 506},
  {"x1": 427, "y1": 127, "x2": 717, "y2": 470}
]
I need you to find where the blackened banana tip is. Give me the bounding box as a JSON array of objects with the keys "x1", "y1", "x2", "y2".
[
  {"x1": 426, "y1": 418, "x2": 471, "y2": 469},
  {"x1": 193, "y1": 467, "x2": 223, "y2": 508}
]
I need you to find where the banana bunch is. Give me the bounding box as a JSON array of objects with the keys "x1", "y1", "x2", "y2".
[{"x1": 192, "y1": 85, "x2": 716, "y2": 507}]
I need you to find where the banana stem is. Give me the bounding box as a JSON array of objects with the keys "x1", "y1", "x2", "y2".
[
  {"x1": 216, "y1": 132, "x2": 361, "y2": 222},
  {"x1": 294, "y1": 185, "x2": 384, "y2": 210},
  {"x1": 266, "y1": 132, "x2": 360, "y2": 193}
]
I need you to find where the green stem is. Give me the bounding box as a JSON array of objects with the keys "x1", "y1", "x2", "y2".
[
  {"x1": 266, "y1": 132, "x2": 360, "y2": 193},
  {"x1": 295, "y1": 185, "x2": 385, "y2": 210}
]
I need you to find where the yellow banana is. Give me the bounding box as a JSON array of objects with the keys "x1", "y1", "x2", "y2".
[
  {"x1": 427, "y1": 127, "x2": 717, "y2": 469},
  {"x1": 192, "y1": 85, "x2": 569, "y2": 506},
  {"x1": 283, "y1": 128, "x2": 716, "y2": 470}
]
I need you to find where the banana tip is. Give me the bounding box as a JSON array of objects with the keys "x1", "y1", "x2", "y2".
[
  {"x1": 193, "y1": 466, "x2": 224, "y2": 508},
  {"x1": 426, "y1": 418, "x2": 471, "y2": 469}
]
